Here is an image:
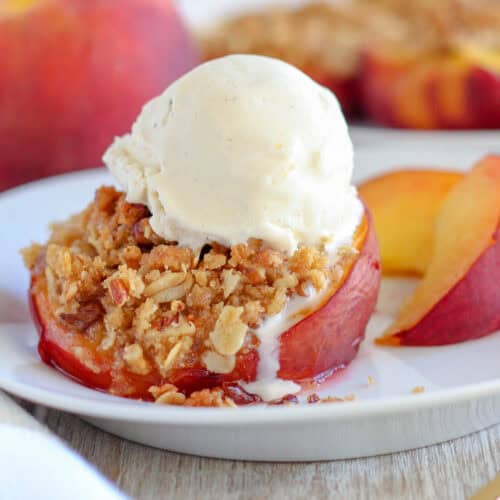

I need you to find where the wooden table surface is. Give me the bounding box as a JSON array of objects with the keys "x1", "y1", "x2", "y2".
[{"x1": 19, "y1": 401, "x2": 500, "y2": 500}]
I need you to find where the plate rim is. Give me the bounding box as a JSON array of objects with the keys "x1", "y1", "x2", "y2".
[
  {"x1": 2, "y1": 358, "x2": 500, "y2": 425},
  {"x1": 2, "y1": 168, "x2": 500, "y2": 426}
]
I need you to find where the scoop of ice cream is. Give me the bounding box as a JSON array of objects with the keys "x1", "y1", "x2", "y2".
[{"x1": 103, "y1": 55, "x2": 362, "y2": 254}]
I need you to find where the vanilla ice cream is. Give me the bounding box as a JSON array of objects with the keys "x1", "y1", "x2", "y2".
[{"x1": 103, "y1": 54, "x2": 362, "y2": 255}]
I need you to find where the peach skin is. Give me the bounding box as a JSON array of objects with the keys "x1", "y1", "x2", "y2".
[
  {"x1": 377, "y1": 156, "x2": 500, "y2": 346},
  {"x1": 279, "y1": 210, "x2": 381, "y2": 381}
]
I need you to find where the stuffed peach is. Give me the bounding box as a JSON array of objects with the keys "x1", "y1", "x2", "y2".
[
  {"x1": 377, "y1": 156, "x2": 500, "y2": 346},
  {"x1": 0, "y1": 0, "x2": 198, "y2": 190},
  {"x1": 358, "y1": 170, "x2": 463, "y2": 275},
  {"x1": 23, "y1": 55, "x2": 380, "y2": 406},
  {"x1": 360, "y1": 48, "x2": 500, "y2": 129},
  {"x1": 28, "y1": 202, "x2": 380, "y2": 400}
]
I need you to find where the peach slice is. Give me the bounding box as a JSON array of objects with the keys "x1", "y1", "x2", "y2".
[
  {"x1": 358, "y1": 170, "x2": 463, "y2": 275},
  {"x1": 377, "y1": 156, "x2": 500, "y2": 346}
]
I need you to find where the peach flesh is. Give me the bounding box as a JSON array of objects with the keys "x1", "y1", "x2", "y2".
[
  {"x1": 377, "y1": 156, "x2": 500, "y2": 346},
  {"x1": 359, "y1": 169, "x2": 463, "y2": 275}
]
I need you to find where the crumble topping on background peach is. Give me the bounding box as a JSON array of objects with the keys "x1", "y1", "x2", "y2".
[{"x1": 200, "y1": 0, "x2": 500, "y2": 129}]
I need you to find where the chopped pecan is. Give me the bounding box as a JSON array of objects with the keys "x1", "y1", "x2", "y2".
[
  {"x1": 133, "y1": 219, "x2": 151, "y2": 245},
  {"x1": 144, "y1": 245, "x2": 193, "y2": 272},
  {"x1": 253, "y1": 248, "x2": 284, "y2": 268},
  {"x1": 108, "y1": 278, "x2": 129, "y2": 306},
  {"x1": 59, "y1": 301, "x2": 103, "y2": 330},
  {"x1": 202, "y1": 252, "x2": 227, "y2": 270},
  {"x1": 269, "y1": 394, "x2": 299, "y2": 405},
  {"x1": 229, "y1": 243, "x2": 255, "y2": 265},
  {"x1": 222, "y1": 383, "x2": 262, "y2": 405},
  {"x1": 133, "y1": 218, "x2": 163, "y2": 246}
]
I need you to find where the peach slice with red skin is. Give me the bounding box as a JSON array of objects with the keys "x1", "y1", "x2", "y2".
[
  {"x1": 377, "y1": 156, "x2": 500, "y2": 346},
  {"x1": 30, "y1": 209, "x2": 380, "y2": 399},
  {"x1": 358, "y1": 169, "x2": 464, "y2": 275}
]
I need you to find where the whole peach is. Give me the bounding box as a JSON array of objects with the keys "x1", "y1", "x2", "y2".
[{"x1": 0, "y1": 0, "x2": 198, "y2": 190}]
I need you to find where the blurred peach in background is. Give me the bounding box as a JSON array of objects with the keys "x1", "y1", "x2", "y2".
[
  {"x1": 0, "y1": 0, "x2": 198, "y2": 191},
  {"x1": 2, "y1": 0, "x2": 499, "y2": 191}
]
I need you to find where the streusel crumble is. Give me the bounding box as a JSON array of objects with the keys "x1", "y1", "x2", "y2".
[{"x1": 23, "y1": 186, "x2": 356, "y2": 406}]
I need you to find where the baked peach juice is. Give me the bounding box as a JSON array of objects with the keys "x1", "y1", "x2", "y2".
[{"x1": 23, "y1": 55, "x2": 383, "y2": 406}]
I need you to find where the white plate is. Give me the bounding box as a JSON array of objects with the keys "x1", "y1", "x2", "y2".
[{"x1": 1, "y1": 143, "x2": 500, "y2": 461}]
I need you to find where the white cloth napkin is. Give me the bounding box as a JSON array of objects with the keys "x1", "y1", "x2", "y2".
[{"x1": 0, "y1": 392, "x2": 125, "y2": 500}]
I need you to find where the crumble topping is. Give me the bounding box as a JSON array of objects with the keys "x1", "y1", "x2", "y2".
[
  {"x1": 23, "y1": 186, "x2": 353, "y2": 406},
  {"x1": 412, "y1": 385, "x2": 425, "y2": 394},
  {"x1": 371, "y1": 0, "x2": 500, "y2": 54}
]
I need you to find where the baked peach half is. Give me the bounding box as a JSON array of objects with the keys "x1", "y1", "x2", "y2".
[
  {"x1": 377, "y1": 156, "x2": 500, "y2": 346},
  {"x1": 26, "y1": 188, "x2": 380, "y2": 403},
  {"x1": 359, "y1": 169, "x2": 464, "y2": 275},
  {"x1": 360, "y1": 48, "x2": 500, "y2": 129}
]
